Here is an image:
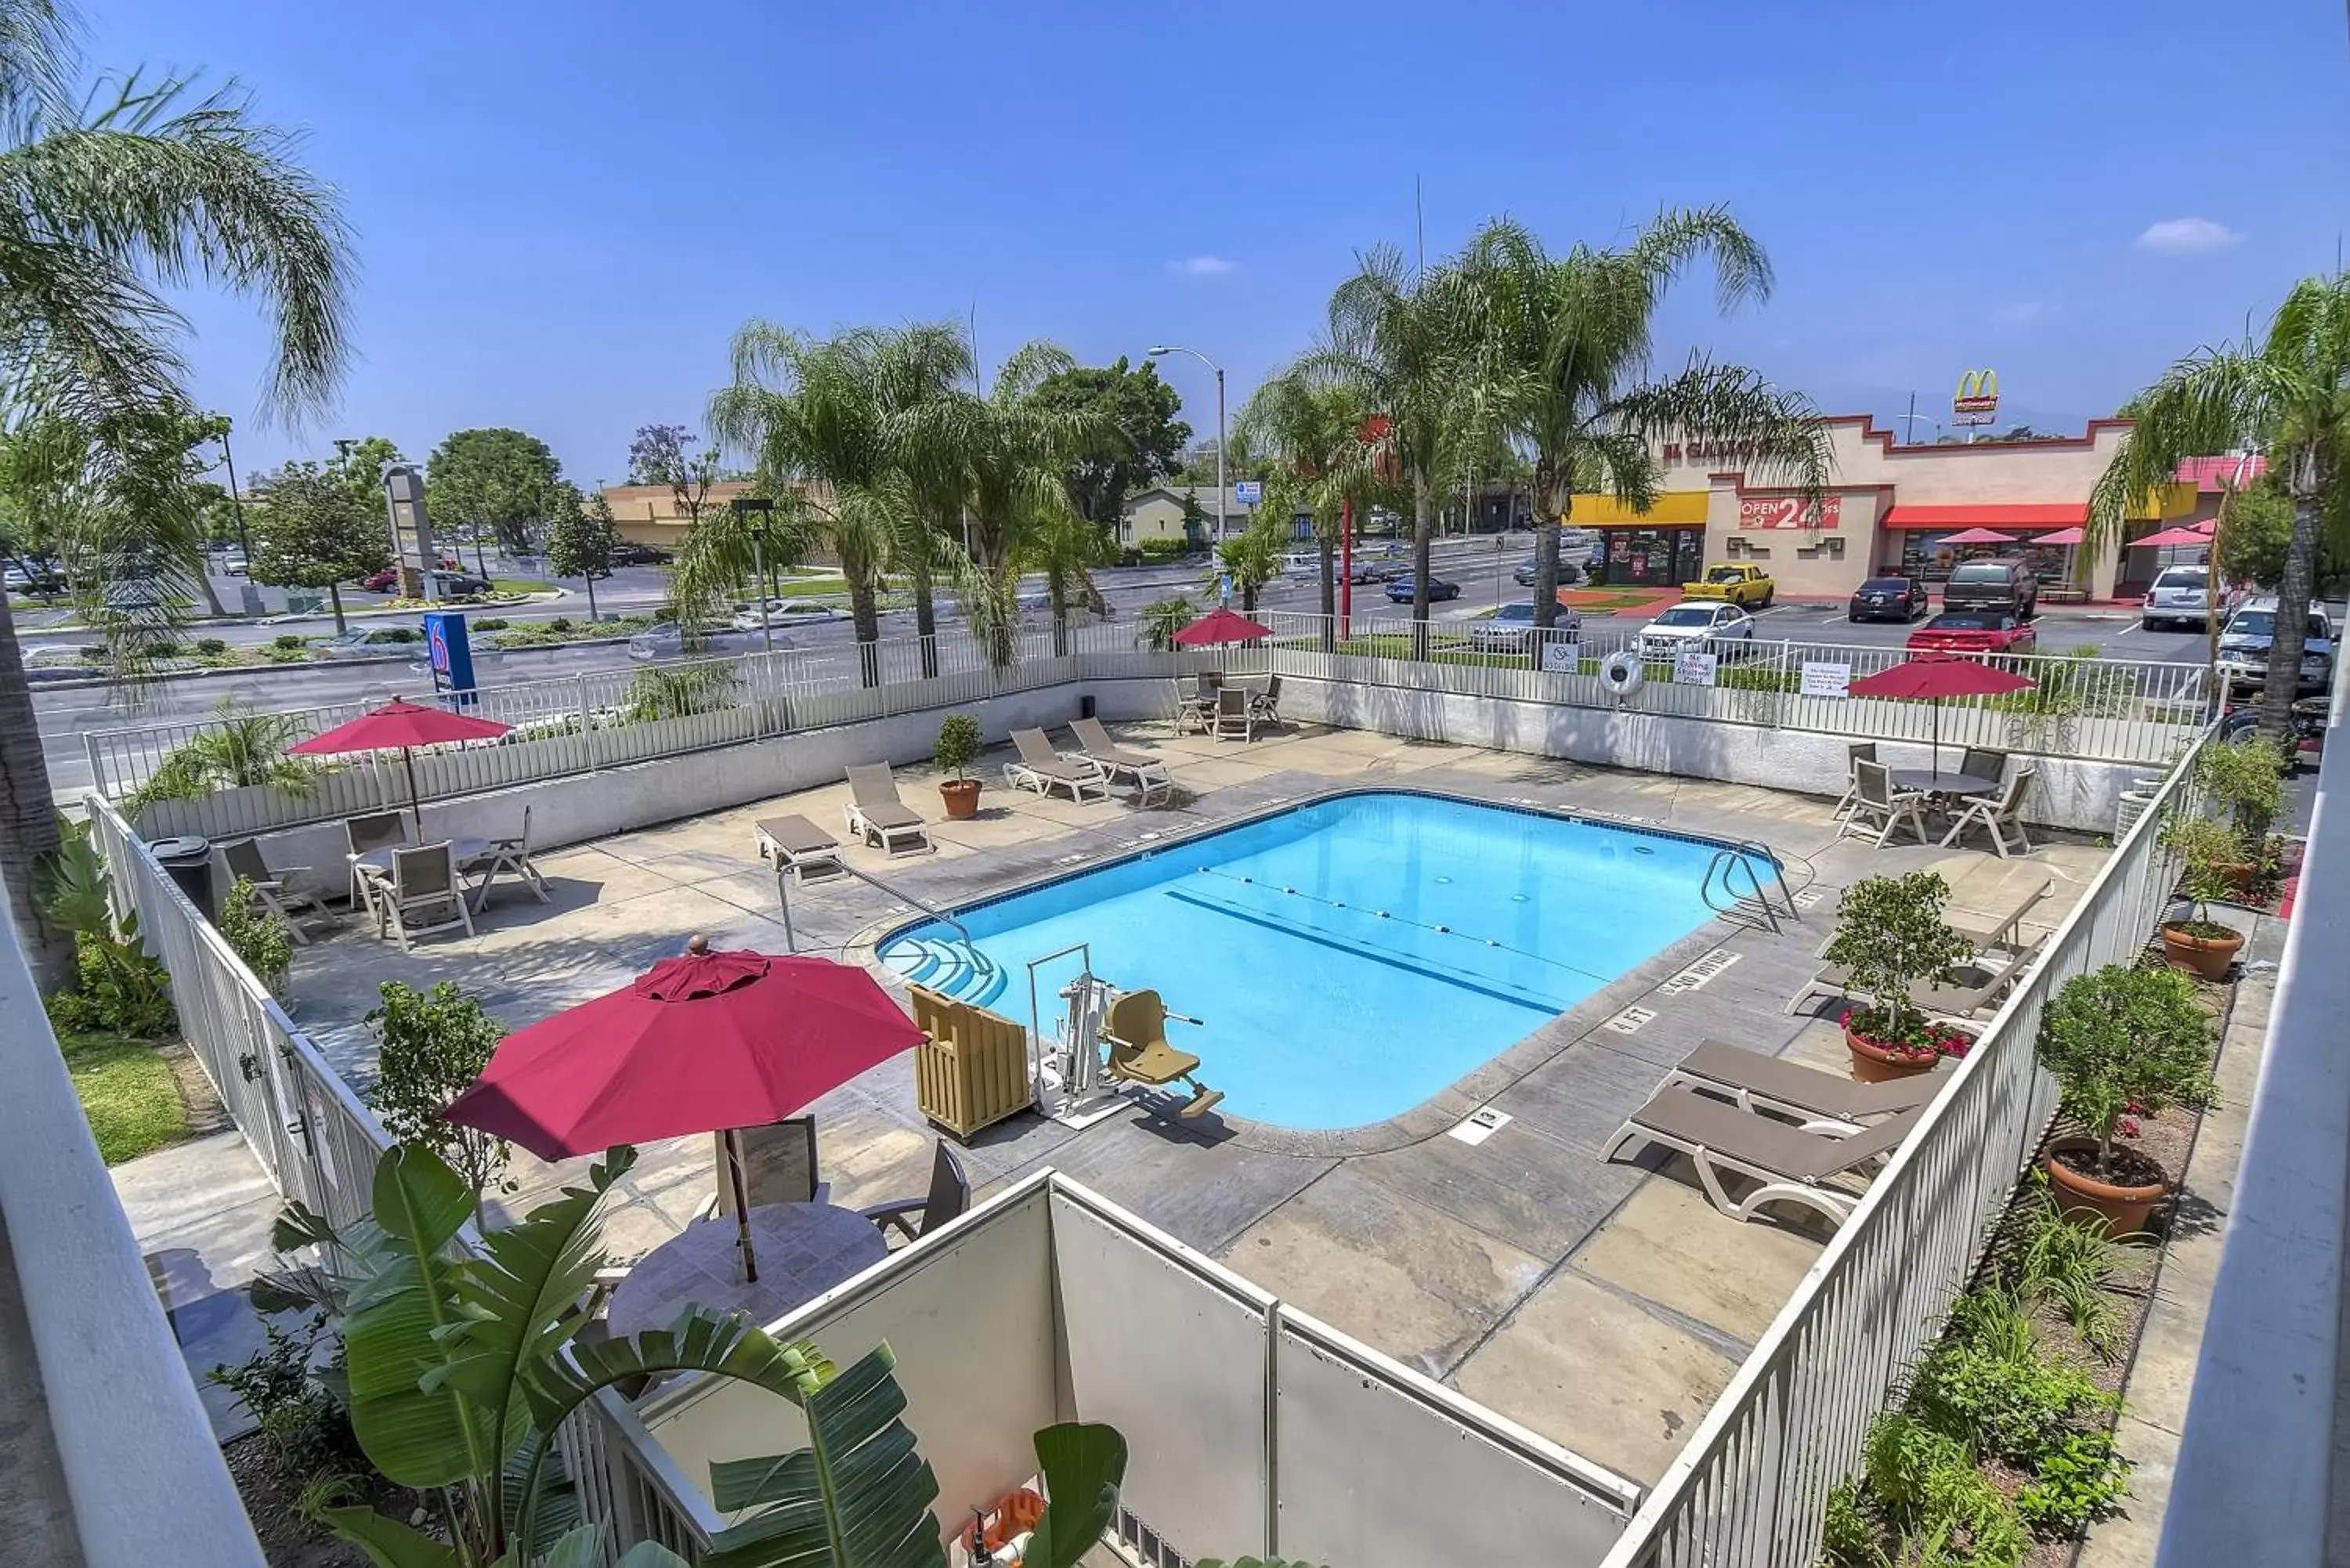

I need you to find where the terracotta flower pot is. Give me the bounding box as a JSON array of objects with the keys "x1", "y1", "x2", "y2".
[
  {"x1": 2045, "y1": 1136, "x2": 2167, "y2": 1235},
  {"x1": 2160, "y1": 921, "x2": 2243, "y2": 981},
  {"x1": 1842, "y1": 1017, "x2": 1940, "y2": 1083},
  {"x1": 939, "y1": 778, "x2": 982, "y2": 821}
]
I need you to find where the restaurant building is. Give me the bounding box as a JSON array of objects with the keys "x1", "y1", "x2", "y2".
[{"x1": 1570, "y1": 416, "x2": 2243, "y2": 601}]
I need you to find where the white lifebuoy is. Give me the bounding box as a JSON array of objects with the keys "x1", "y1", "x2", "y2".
[{"x1": 1600, "y1": 650, "x2": 1646, "y2": 698}]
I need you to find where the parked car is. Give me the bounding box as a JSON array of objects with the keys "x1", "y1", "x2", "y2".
[
  {"x1": 1346, "y1": 558, "x2": 1402, "y2": 584},
  {"x1": 430, "y1": 570, "x2": 495, "y2": 600},
  {"x1": 2217, "y1": 598, "x2": 2336, "y2": 694},
  {"x1": 610, "y1": 542, "x2": 671, "y2": 565},
  {"x1": 1386, "y1": 573, "x2": 1461, "y2": 604},
  {"x1": 1847, "y1": 575, "x2": 1927, "y2": 623},
  {"x1": 219, "y1": 551, "x2": 249, "y2": 576},
  {"x1": 1468, "y1": 601, "x2": 1582, "y2": 653},
  {"x1": 1907, "y1": 610, "x2": 2037, "y2": 656},
  {"x1": 2141, "y1": 565, "x2": 2227, "y2": 632},
  {"x1": 1638, "y1": 600, "x2": 1755, "y2": 658},
  {"x1": 1512, "y1": 557, "x2": 1582, "y2": 587},
  {"x1": 360, "y1": 567, "x2": 400, "y2": 592},
  {"x1": 627, "y1": 621, "x2": 754, "y2": 661},
  {"x1": 730, "y1": 599, "x2": 838, "y2": 633},
  {"x1": 1679, "y1": 563, "x2": 1775, "y2": 609},
  {"x1": 1940, "y1": 558, "x2": 2039, "y2": 618}
]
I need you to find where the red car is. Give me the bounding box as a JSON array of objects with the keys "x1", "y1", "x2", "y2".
[
  {"x1": 360, "y1": 557, "x2": 459, "y2": 591},
  {"x1": 1907, "y1": 610, "x2": 2037, "y2": 656}
]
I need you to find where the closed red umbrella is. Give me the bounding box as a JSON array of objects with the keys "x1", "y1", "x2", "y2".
[
  {"x1": 1173, "y1": 605, "x2": 1274, "y2": 646},
  {"x1": 288, "y1": 697, "x2": 513, "y2": 835},
  {"x1": 443, "y1": 937, "x2": 924, "y2": 1278},
  {"x1": 1849, "y1": 656, "x2": 2037, "y2": 779}
]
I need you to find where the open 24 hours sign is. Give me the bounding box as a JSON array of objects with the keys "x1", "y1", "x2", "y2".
[{"x1": 1737, "y1": 494, "x2": 1842, "y2": 530}]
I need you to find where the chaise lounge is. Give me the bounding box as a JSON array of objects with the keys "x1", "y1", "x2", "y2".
[
  {"x1": 1068, "y1": 717, "x2": 1173, "y2": 805},
  {"x1": 842, "y1": 764, "x2": 935, "y2": 857},
  {"x1": 1600, "y1": 1086, "x2": 1924, "y2": 1228},
  {"x1": 755, "y1": 813, "x2": 847, "y2": 883},
  {"x1": 1003, "y1": 727, "x2": 1111, "y2": 804},
  {"x1": 1664, "y1": 1039, "x2": 1945, "y2": 1132}
]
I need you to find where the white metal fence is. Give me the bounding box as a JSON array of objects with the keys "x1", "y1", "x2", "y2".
[
  {"x1": 1594, "y1": 729, "x2": 2209, "y2": 1568},
  {"x1": 85, "y1": 613, "x2": 2205, "y2": 841}
]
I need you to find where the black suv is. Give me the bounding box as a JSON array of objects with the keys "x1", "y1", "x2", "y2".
[{"x1": 1940, "y1": 558, "x2": 2038, "y2": 619}]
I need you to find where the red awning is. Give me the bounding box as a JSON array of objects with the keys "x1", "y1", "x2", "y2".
[{"x1": 1880, "y1": 504, "x2": 2089, "y2": 531}]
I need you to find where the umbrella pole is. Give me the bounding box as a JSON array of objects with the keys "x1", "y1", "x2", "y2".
[
  {"x1": 725, "y1": 1126, "x2": 759, "y2": 1283},
  {"x1": 403, "y1": 746, "x2": 426, "y2": 839}
]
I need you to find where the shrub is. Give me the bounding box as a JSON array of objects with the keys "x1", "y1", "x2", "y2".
[
  {"x1": 2015, "y1": 1429, "x2": 2131, "y2": 1534},
  {"x1": 935, "y1": 712, "x2": 982, "y2": 780},
  {"x1": 1908, "y1": 1300, "x2": 2115, "y2": 1470},
  {"x1": 1821, "y1": 873, "x2": 1975, "y2": 1056},
  {"x1": 365, "y1": 981, "x2": 512, "y2": 1204},
  {"x1": 262, "y1": 641, "x2": 309, "y2": 663},
  {"x1": 206, "y1": 1313, "x2": 360, "y2": 1485},
  {"x1": 1860, "y1": 1413, "x2": 2028, "y2": 1566},
  {"x1": 548, "y1": 615, "x2": 573, "y2": 632},
  {"x1": 2036, "y1": 963, "x2": 2214, "y2": 1180},
  {"x1": 273, "y1": 633, "x2": 307, "y2": 650},
  {"x1": 1137, "y1": 537, "x2": 1192, "y2": 562},
  {"x1": 622, "y1": 660, "x2": 738, "y2": 722},
  {"x1": 120, "y1": 701, "x2": 317, "y2": 818},
  {"x1": 1137, "y1": 594, "x2": 1198, "y2": 652},
  {"x1": 44, "y1": 930, "x2": 176, "y2": 1039},
  {"x1": 381, "y1": 626, "x2": 418, "y2": 642},
  {"x1": 196, "y1": 636, "x2": 229, "y2": 655},
  {"x1": 220, "y1": 876, "x2": 294, "y2": 994},
  {"x1": 471, "y1": 616, "x2": 509, "y2": 631},
  {"x1": 2196, "y1": 735, "x2": 2286, "y2": 847}
]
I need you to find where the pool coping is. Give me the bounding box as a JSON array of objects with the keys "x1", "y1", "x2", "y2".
[{"x1": 846, "y1": 781, "x2": 1783, "y2": 1158}]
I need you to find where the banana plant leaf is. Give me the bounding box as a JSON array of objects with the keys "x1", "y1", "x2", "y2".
[
  {"x1": 700, "y1": 1344, "x2": 942, "y2": 1568},
  {"x1": 318, "y1": 1507, "x2": 462, "y2": 1568},
  {"x1": 345, "y1": 1144, "x2": 492, "y2": 1490},
  {"x1": 248, "y1": 1198, "x2": 398, "y2": 1317},
  {"x1": 1021, "y1": 1423, "x2": 1126, "y2": 1568},
  {"x1": 33, "y1": 816, "x2": 113, "y2": 936}
]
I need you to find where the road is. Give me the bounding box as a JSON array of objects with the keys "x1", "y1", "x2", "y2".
[{"x1": 23, "y1": 533, "x2": 2241, "y2": 798}]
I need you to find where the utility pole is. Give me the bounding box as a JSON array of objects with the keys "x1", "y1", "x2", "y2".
[{"x1": 216, "y1": 427, "x2": 251, "y2": 558}]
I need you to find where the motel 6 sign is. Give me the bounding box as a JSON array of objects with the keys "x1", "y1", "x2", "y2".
[{"x1": 1953, "y1": 368, "x2": 2000, "y2": 428}]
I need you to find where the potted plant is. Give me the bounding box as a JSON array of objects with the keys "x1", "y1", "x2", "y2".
[
  {"x1": 1822, "y1": 872, "x2": 1979, "y2": 1082},
  {"x1": 2196, "y1": 736, "x2": 2287, "y2": 894},
  {"x1": 2156, "y1": 815, "x2": 2248, "y2": 980},
  {"x1": 935, "y1": 713, "x2": 983, "y2": 819},
  {"x1": 221, "y1": 875, "x2": 295, "y2": 1001},
  {"x1": 2035, "y1": 963, "x2": 2214, "y2": 1232}
]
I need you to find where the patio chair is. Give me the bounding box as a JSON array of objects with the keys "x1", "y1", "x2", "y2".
[
  {"x1": 1600, "y1": 1086, "x2": 1924, "y2": 1229},
  {"x1": 1069, "y1": 717, "x2": 1173, "y2": 805},
  {"x1": 343, "y1": 811, "x2": 409, "y2": 909},
  {"x1": 859, "y1": 1140, "x2": 971, "y2": 1246},
  {"x1": 1211, "y1": 686, "x2": 1256, "y2": 742},
  {"x1": 371, "y1": 842, "x2": 475, "y2": 951},
  {"x1": 1831, "y1": 742, "x2": 1878, "y2": 825},
  {"x1": 755, "y1": 813, "x2": 846, "y2": 883},
  {"x1": 1249, "y1": 674, "x2": 1284, "y2": 727},
  {"x1": 1960, "y1": 746, "x2": 2009, "y2": 787},
  {"x1": 1838, "y1": 760, "x2": 1930, "y2": 847},
  {"x1": 1100, "y1": 988, "x2": 1224, "y2": 1118},
  {"x1": 842, "y1": 764, "x2": 935, "y2": 856},
  {"x1": 1173, "y1": 670, "x2": 1220, "y2": 734},
  {"x1": 696, "y1": 1116, "x2": 824, "y2": 1221},
  {"x1": 1003, "y1": 727, "x2": 1111, "y2": 803},
  {"x1": 462, "y1": 805, "x2": 549, "y2": 912},
  {"x1": 1941, "y1": 767, "x2": 2037, "y2": 858},
  {"x1": 1664, "y1": 1039, "x2": 1944, "y2": 1133},
  {"x1": 221, "y1": 838, "x2": 328, "y2": 945}
]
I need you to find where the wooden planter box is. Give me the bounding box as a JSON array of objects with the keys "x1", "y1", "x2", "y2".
[{"x1": 911, "y1": 984, "x2": 1033, "y2": 1140}]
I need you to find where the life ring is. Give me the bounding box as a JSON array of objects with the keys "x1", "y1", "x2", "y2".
[{"x1": 1599, "y1": 650, "x2": 1646, "y2": 698}]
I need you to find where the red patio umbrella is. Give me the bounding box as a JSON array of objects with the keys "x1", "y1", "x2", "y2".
[
  {"x1": 288, "y1": 696, "x2": 512, "y2": 835},
  {"x1": 1937, "y1": 526, "x2": 2015, "y2": 546},
  {"x1": 2136, "y1": 522, "x2": 2215, "y2": 549},
  {"x1": 1849, "y1": 655, "x2": 2037, "y2": 780},
  {"x1": 2032, "y1": 526, "x2": 2088, "y2": 547},
  {"x1": 1173, "y1": 605, "x2": 1274, "y2": 646},
  {"x1": 443, "y1": 937, "x2": 924, "y2": 1280}
]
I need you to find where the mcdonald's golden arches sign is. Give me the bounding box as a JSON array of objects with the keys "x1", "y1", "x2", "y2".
[{"x1": 1952, "y1": 369, "x2": 1999, "y2": 425}]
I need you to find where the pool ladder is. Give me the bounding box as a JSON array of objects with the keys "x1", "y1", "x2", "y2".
[{"x1": 1701, "y1": 842, "x2": 1799, "y2": 934}]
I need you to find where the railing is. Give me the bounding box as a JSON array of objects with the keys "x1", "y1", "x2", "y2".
[
  {"x1": 85, "y1": 612, "x2": 2207, "y2": 841},
  {"x1": 1596, "y1": 728, "x2": 2209, "y2": 1568}
]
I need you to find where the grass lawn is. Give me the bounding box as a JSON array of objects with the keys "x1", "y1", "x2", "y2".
[
  {"x1": 1557, "y1": 591, "x2": 1668, "y2": 611},
  {"x1": 487, "y1": 576, "x2": 549, "y2": 594},
  {"x1": 60, "y1": 1032, "x2": 186, "y2": 1165}
]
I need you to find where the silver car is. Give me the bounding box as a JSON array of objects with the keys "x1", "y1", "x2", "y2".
[
  {"x1": 2141, "y1": 565, "x2": 2221, "y2": 631},
  {"x1": 627, "y1": 621, "x2": 756, "y2": 661},
  {"x1": 1638, "y1": 600, "x2": 1756, "y2": 659},
  {"x1": 1468, "y1": 602, "x2": 1583, "y2": 653}
]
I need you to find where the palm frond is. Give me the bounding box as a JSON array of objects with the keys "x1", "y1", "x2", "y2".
[{"x1": 1609, "y1": 357, "x2": 1831, "y2": 507}]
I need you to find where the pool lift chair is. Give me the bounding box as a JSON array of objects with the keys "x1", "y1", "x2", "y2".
[{"x1": 1100, "y1": 988, "x2": 1225, "y2": 1118}]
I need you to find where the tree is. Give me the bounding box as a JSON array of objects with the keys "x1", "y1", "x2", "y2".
[
  {"x1": 426, "y1": 426, "x2": 562, "y2": 570},
  {"x1": 1237, "y1": 372, "x2": 1387, "y2": 641},
  {"x1": 1214, "y1": 509, "x2": 1289, "y2": 613},
  {"x1": 364, "y1": 980, "x2": 512, "y2": 1211},
  {"x1": 248, "y1": 461, "x2": 387, "y2": 633},
  {"x1": 326, "y1": 433, "x2": 401, "y2": 510},
  {"x1": 1447, "y1": 211, "x2": 1828, "y2": 634},
  {"x1": 0, "y1": 9, "x2": 353, "y2": 988},
  {"x1": 627, "y1": 421, "x2": 723, "y2": 530},
  {"x1": 1028, "y1": 355, "x2": 1190, "y2": 530},
  {"x1": 2089, "y1": 273, "x2": 2350, "y2": 738},
  {"x1": 545, "y1": 482, "x2": 617, "y2": 620}
]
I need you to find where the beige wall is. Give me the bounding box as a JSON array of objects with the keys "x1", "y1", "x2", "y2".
[{"x1": 1121, "y1": 496, "x2": 1193, "y2": 545}]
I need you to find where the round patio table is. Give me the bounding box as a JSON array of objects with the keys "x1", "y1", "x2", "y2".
[
  {"x1": 1889, "y1": 770, "x2": 1998, "y2": 798},
  {"x1": 352, "y1": 835, "x2": 490, "y2": 872},
  {"x1": 606, "y1": 1201, "x2": 888, "y2": 1339}
]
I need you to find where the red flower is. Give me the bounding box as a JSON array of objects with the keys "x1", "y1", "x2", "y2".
[{"x1": 2117, "y1": 1115, "x2": 2142, "y2": 1139}]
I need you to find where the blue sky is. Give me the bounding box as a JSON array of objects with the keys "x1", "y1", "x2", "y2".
[{"x1": 89, "y1": 0, "x2": 2350, "y2": 479}]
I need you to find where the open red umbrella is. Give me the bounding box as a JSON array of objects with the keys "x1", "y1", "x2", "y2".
[
  {"x1": 1849, "y1": 656, "x2": 2037, "y2": 779},
  {"x1": 1173, "y1": 605, "x2": 1274, "y2": 646},
  {"x1": 443, "y1": 937, "x2": 924, "y2": 1279},
  {"x1": 289, "y1": 697, "x2": 512, "y2": 835},
  {"x1": 2136, "y1": 522, "x2": 2215, "y2": 549},
  {"x1": 1938, "y1": 526, "x2": 2015, "y2": 546},
  {"x1": 2032, "y1": 526, "x2": 2087, "y2": 547}
]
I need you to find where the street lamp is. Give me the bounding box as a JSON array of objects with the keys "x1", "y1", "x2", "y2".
[
  {"x1": 1146, "y1": 345, "x2": 1226, "y2": 576},
  {"x1": 729, "y1": 496, "x2": 778, "y2": 652}
]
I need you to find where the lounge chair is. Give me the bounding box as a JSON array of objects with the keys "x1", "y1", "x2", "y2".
[
  {"x1": 1068, "y1": 717, "x2": 1173, "y2": 805},
  {"x1": 1665, "y1": 1039, "x2": 1943, "y2": 1132},
  {"x1": 1785, "y1": 936, "x2": 2047, "y2": 1026},
  {"x1": 1600, "y1": 1086, "x2": 1924, "y2": 1228},
  {"x1": 1003, "y1": 727, "x2": 1110, "y2": 803},
  {"x1": 371, "y1": 842, "x2": 475, "y2": 952},
  {"x1": 462, "y1": 805, "x2": 548, "y2": 912},
  {"x1": 842, "y1": 764, "x2": 935, "y2": 856},
  {"x1": 1946, "y1": 876, "x2": 2053, "y2": 953},
  {"x1": 1212, "y1": 685, "x2": 1256, "y2": 742},
  {"x1": 755, "y1": 813, "x2": 846, "y2": 883},
  {"x1": 1838, "y1": 759, "x2": 1931, "y2": 847},
  {"x1": 1941, "y1": 767, "x2": 2037, "y2": 858},
  {"x1": 222, "y1": 838, "x2": 329, "y2": 945},
  {"x1": 859, "y1": 1140, "x2": 971, "y2": 1246},
  {"x1": 1100, "y1": 988, "x2": 1224, "y2": 1117}
]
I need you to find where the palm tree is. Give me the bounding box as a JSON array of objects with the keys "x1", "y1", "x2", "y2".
[
  {"x1": 0, "y1": 7, "x2": 353, "y2": 987},
  {"x1": 2089, "y1": 273, "x2": 2350, "y2": 738},
  {"x1": 1236, "y1": 371, "x2": 1387, "y2": 648},
  {"x1": 1450, "y1": 211, "x2": 1831, "y2": 634}
]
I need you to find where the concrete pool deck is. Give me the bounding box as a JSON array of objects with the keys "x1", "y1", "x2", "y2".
[{"x1": 267, "y1": 717, "x2": 2106, "y2": 1487}]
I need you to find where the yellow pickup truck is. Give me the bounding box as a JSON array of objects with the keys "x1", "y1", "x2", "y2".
[{"x1": 1680, "y1": 564, "x2": 1776, "y2": 609}]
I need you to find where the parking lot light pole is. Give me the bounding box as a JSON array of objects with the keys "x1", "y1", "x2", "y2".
[
  {"x1": 730, "y1": 496, "x2": 778, "y2": 653},
  {"x1": 1147, "y1": 345, "x2": 1226, "y2": 572}
]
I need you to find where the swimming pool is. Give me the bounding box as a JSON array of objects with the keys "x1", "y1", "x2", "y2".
[{"x1": 878, "y1": 791, "x2": 1755, "y2": 1130}]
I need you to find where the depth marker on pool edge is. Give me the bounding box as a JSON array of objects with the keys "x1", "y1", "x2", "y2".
[{"x1": 1604, "y1": 1005, "x2": 1658, "y2": 1035}]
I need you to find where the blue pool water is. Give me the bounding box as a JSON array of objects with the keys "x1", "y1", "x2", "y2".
[{"x1": 879, "y1": 792, "x2": 1745, "y2": 1130}]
